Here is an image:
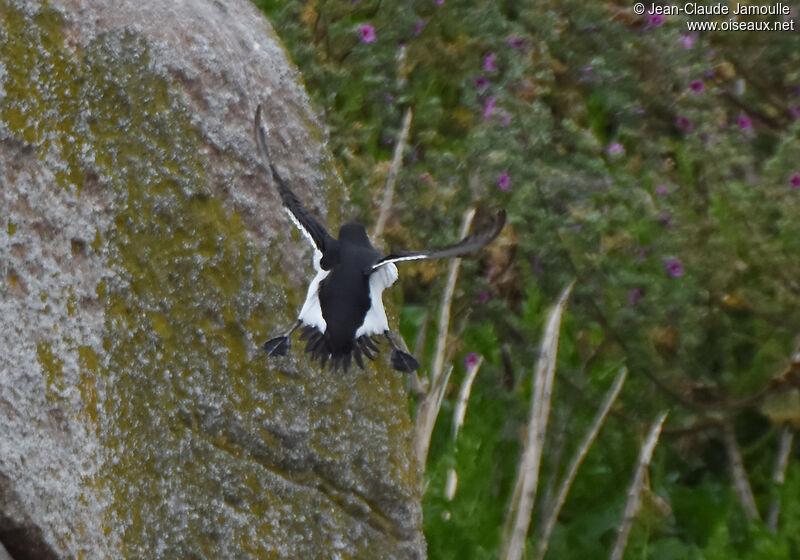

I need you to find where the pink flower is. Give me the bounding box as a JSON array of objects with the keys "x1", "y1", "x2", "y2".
[
  {"x1": 483, "y1": 96, "x2": 497, "y2": 119},
  {"x1": 681, "y1": 33, "x2": 696, "y2": 49},
  {"x1": 649, "y1": 12, "x2": 665, "y2": 26},
  {"x1": 474, "y1": 76, "x2": 490, "y2": 90},
  {"x1": 738, "y1": 113, "x2": 752, "y2": 130},
  {"x1": 689, "y1": 79, "x2": 705, "y2": 93},
  {"x1": 676, "y1": 116, "x2": 693, "y2": 132},
  {"x1": 655, "y1": 185, "x2": 668, "y2": 196},
  {"x1": 359, "y1": 24, "x2": 376, "y2": 43},
  {"x1": 497, "y1": 172, "x2": 511, "y2": 191},
  {"x1": 500, "y1": 109, "x2": 512, "y2": 128},
  {"x1": 435, "y1": 0, "x2": 445, "y2": 4},
  {"x1": 464, "y1": 352, "x2": 480, "y2": 370},
  {"x1": 484, "y1": 52, "x2": 497, "y2": 72},
  {"x1": 788, "y1": 105, "x2": 800, "y2": 120},
  {"x1": 476, "y1": 290, "x2": 489, "y2": 304},
  {"x1": 607, "y1": 142, "x2": 626, "y2": 158},
  {"x1": 665, "y1": 258, "x2": 683, "y2": 277},
  {"x1": 507, "y1": 37, "x2": 525, "y2": 49},
  {"x1": 627, "y1": 288, "x2": 644, "y2": 307},
  {"x1": 790, "y1": 173, "x2": 800, "y2": 189},
  {"x1": 414, "y1": 20, "x2": 425, "y2": 35}
]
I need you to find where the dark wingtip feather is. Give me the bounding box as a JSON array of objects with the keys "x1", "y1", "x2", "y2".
[
  {"x1": 297, "y1": 328, "x2": 384, "y2": 373},
  {"x1": 375, "y1": 207, "x2": 507, "y2": 267}
]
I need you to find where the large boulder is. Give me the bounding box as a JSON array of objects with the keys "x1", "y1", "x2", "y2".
[{"x1": 0, "y1": 0, "x2": 425, "y2": 558}]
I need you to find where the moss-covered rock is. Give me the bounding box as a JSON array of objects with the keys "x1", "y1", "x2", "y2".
[{"x1": 0, "y1": 1, "x2": 424, "y2": 557}]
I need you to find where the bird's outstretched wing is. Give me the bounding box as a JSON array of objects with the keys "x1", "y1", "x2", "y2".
[
  {"x1": 372, "y1": 209, "x2": 506, "y2": 269},
  {"x1": 254, "y1": 105, "x2": 334, "y2": 258}
]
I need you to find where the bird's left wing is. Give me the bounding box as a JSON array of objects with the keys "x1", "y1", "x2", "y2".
[
  {"x1": 372, "y1": 209, "x2": 506, "y2": 269},
  {"x1": 254, "y1": 105, "x2": 335, "y2": 259}
]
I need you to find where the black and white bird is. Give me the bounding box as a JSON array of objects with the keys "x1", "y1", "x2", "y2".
[{"x1": 255, "y1": 105, "x2": 505, "y2": 373}]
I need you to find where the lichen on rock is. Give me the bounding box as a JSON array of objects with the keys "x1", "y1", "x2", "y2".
[{"x1": 0, "y1": 1, "x2": 424, "y2": 558}]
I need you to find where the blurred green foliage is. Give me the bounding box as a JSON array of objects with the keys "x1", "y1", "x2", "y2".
[{"x1": 255, "y1": 0, "x2": 800, "y2": 558}]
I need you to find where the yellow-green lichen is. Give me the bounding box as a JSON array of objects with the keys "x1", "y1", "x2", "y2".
[
  {"x1": 66, "y1": 286, "x2": 78, "y2": 317},
  {"x1": 7, "y1": 220, "x2": 16, "y2": 235},
  {"x1": 1, "y1": 3, "x2": 88, "y2": 191},
  {"x1": 37, "y1": 341, "x2": 64, "y2": 398},
  {"x1": 1, "y1": 2, "x2": 279, "y2": 553},
  {"x1": 90, "y1": 230, "x2": 103, "y2": 252},
  {"x1": 2, "y1": 1, "x2": 419, "y2": 556},
  {"x1": 77, "y1": 345, "x2": 100, "y2": 424}
]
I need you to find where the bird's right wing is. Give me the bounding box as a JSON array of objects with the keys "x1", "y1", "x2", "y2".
[
  {"x1": 372, "y1": 209, "x2": 506, "y2": 270},
  {"x1": 254, "y1": 105, "x2": 335, "y2": 261}
]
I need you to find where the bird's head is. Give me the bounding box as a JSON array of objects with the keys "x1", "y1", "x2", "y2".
[{"x1": 338, "y1": 222, "x2": 372, "y2": 247}]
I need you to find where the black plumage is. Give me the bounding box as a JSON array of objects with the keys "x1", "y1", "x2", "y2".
[{"x1": 255, "y1": 105, "x2": 505, "y2": 372}]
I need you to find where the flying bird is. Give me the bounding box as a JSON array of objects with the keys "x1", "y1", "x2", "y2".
[{"x1": 255, "y1": 105, "x2": 505, "y2": 373}]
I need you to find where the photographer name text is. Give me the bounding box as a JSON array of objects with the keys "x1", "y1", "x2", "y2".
[{"x1": 648, "y1": 2, "x2": 790, "y2": 16}]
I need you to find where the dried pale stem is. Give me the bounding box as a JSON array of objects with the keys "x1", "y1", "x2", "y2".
[
  {"x1": 414, "y1": 210, "x2": 474, "y2": 472},
  {"x1": 373, "y1": 107, "x2": 413, "y2": 240},
  {"x1": 609, "y1": 411, "x2": 668, "y2": 560},
  {"x1": 537, "y1": 404, "x2": 572, "y2": 530},
  {"x1": 414, "y1": 365, "x2": 453, "y2": 474},
  {"x1": 431, "y1": 208, "x2": 476, "y2": 385},
  {"x1": 767, "y1": 425, "x2": 794, "y2": 532},
  {"x1": 722, "y1": 421, "x2": 761, "y2": 521},
  {"x1": 536, "y1": 367, "x2": 628, "y2": 560},
  {"x1": 501, "y1": 281, "x2": 575, "y2": 560},
  {"x1": 406, "y1": 311, "x2": 431, "y2": 398},
  {"x1": 452, "y1": 355, "x2": 484, "y2": 439}
]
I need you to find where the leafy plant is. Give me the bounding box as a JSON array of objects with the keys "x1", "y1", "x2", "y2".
[{"x1": 255, "y1": 1, "x2": 800, "y2": 557}]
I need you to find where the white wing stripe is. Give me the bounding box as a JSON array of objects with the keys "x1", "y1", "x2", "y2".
[
  {"x1": 284, "y1": 208, "x2": 323, "y2": 271},
  {"x1": 371, "y1": 254, "x2": 427, "y2": 270},
  {"x1": 284, "y1": 207, "x2": 317, "y2": 248}
]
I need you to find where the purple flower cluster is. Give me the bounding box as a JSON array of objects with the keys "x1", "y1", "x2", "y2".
[
  {"x1": 484, "y1": 52, "x2": 497, "y2": 72},
  {"x1": 737, "y1": 113, "x2": 752, "y2": 130},
  {"x1": 497, "y1": 172, "x2": 511, "y2": 191},
  {"x1": 483, "y1": 96, "x2": 497, "y2": 119},
  {"x1": 649, "y1": 12, "x2": 665, "y2": 27},
  {"x1": 665, "y1": 259, "x2": 684, "y2": 277},
  {"x1": 628, "y1": 288, "x2": 644, "y2": 307},
  {"x1": 607, "y1": 142, "x2": 626, "y2": 159},
  {"x1": 359, "y1": 24, "x2": 376, "y2": 43},
  {"x1": 676, "y1": 116, "x2": 693, "y2": 132},
  {"x1": 689, "y1": 79, "x2": 705, "y2": 94}
]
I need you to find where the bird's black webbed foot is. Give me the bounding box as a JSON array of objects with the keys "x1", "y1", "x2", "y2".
[
  {"x1": 384, "y1": 331, "x2": 420, "y2": 372},
  {"x1": 262, "y1": 335, "x2": 290, "y2": 356},
  {"x1": 390, "y1": 350, "x2": 420, "y2": 373},
  {"x1": 262, "y1": 321, "x2": 301, "y2": 357}
]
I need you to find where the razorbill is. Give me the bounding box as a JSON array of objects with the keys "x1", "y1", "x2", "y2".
[{"x1": 255, "y1": 105, "x2": 505, "y2": 372}]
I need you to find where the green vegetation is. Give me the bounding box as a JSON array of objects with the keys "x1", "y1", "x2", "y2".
[{"x1": 256, "y1": 1, "x2": 800, "y2": 558}]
